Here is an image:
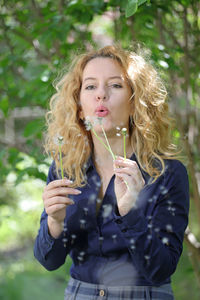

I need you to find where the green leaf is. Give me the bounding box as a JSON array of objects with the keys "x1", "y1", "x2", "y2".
[
  {"x1": 138, "y1": 0, "x2": 147, "y2": 6},
  {"x1": 8, "y1": 148, "x2": 22, "y2": 165},
  {"x1": 15, "y1": 167, "x2": 47, "y2": 184},
  {"x1": 23, "y1": 119, "x2": 45, "y2": 138},
  {"x1": 125, "y1": 0, "x2": 138, "y2": 18},
  {"x1": 0, "y1": 96, "x2": 9, "y2": 117}
]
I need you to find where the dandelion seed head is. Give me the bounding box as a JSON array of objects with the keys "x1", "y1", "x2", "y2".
[
  {"x1": 121, "y1": 128, "x2": 127, "y2": 135},
  {"x1": 58, "y1": 136, "x2": 64, "y2": 143},
  {"x1": 84, "y1": 116, "x2": 104, "y2": 130},
  {"x1": 84, "y1": 116, "x2": 93, "y2": 131},
  {"x1": 53, "y1": 134, "x2": 65, "y2": 146}
]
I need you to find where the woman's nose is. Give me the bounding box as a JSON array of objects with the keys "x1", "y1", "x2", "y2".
[
  {"x1": 95, "y1": 87, "x2": 107, "y2": 101},
  {"x1": 96, "y1": 95, "x2": 106, "y2": 101}
]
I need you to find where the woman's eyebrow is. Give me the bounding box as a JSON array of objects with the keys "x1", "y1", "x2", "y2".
[{"x1": 83, "y1": 76, "x2": 124, "y2": 83}]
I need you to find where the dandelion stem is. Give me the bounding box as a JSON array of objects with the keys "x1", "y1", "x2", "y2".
[
  {"x1": 91, "y1": 128, "x2": 110, "y2": 152},
  {"x1": 59, "y1": 143, "x2": 64, "y2": 179},
  {"x1": 124, "y1": 135, "x2": 126, "y2": 160},
  {"x1": 121, "y1": 128, "x2": 127, "y2": 160},
  {"x1": 124, "y1": 179, "x2": 130, "y2": 191},
  {"x1": 101, "y1": 125, "x2": 116, "y2": 160}
]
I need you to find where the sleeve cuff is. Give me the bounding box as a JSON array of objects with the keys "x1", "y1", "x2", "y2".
[{"x1": 39, "y1": 217, "x2": 64, "y2": 259}]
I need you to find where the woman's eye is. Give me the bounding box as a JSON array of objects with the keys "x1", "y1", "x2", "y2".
[
  {"x1": 85, "y1": 85, "x2": 96, "y2": 90},
  {"x1": 111, "y1": 83, "x2": 122, "y2": 88}
]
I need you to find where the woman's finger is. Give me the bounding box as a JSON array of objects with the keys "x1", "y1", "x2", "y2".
[
  {"x1": 44, "y1": 178, "x2": 73, "y2": 191},
  {"x1": 114, "y1": 158, "x2": 139, "y2": 169},
  {"x1": 114, "y1": 170, "x2": 144, "y2": 191},
  {"x1": 46, "y1": 203, "x2": 70, "y2": 215},
  {"x1": 114, "y1": 164, "x2": 145, "y2": 186},
  {"x1": 44, "y1": 187, "x2": 81, "y2": 199},
  {"x1": 45, "y1": 196, "x2": 74, "y2": 207}
]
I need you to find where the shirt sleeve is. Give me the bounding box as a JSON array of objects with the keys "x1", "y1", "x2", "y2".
[
  {"x1": 33, "y1": 161, "x2": 71, "y2": 271},
  {"x1": 113, "y1": 160, "x2": 189, "y2": 284}
]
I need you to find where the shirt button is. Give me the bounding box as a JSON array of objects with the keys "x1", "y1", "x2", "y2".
[
  {"x1": 121, "y1": 228, "x2": 127, "y2": 233},
  {"x1": 115, "y1": 219, "x2": 122, "y2": 224},
  {"x1": 99, "y1": 289, "x2": 105, "y2": 296}
]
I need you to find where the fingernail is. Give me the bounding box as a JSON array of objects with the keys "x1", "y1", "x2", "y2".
[
  {"x1": 75, "y1": 190, "x2": 82, "y2": 194},
  {"x1": 70, "y1": 200, "x2": 75, "y2": 205},
  {"x1": 66, "y1": 179, "x2": 73, "y2": 184}
]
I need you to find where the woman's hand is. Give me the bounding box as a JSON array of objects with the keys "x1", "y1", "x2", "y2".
[
  {"x1": 113, "y1": 156, "x2": 145, "y2": 216},
  {"x1": 42, "y1": 178, "x2": 81, "y2": 237}
]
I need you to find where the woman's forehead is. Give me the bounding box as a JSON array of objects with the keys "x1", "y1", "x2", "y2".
[{"x1": 82, "y1": 57, "x2": 125, "y2": 80}]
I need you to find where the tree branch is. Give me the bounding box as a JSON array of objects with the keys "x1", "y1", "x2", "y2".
[{"x1": 184, "y1": 227, "x2": 200, "y2": 287}]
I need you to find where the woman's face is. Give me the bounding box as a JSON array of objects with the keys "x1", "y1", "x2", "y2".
[{"x1": 79, "y1": 57, "x2": 133, "y2": 136}]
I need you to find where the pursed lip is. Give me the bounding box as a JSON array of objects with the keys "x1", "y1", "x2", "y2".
[{"x1": 95, "y1": 105, "x2": 109, "y2": 113}]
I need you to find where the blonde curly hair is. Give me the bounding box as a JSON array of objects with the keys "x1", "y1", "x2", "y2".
[{"x1": 44, "y1": 44, "x2": 178, "y2": 187}]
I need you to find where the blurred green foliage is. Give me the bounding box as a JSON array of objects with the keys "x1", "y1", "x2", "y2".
[{"x1": 0, "y1": 0, "x2": 200, "y2": 299}]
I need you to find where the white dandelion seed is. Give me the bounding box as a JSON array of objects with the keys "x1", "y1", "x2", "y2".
[
  {"x1": 144, "y1": 255, "x2": 150, "y2": 260},
  {"x1": 84, "y1": 116, "x2": 93, "y2": 131},
  {"x1": 102, "y1": 204, "x2": 112, "y2": 218},
  {"x1": 162, "y1": 237, "x2": 169, "y2": 245},
  {"x1": 80, "y1": 219, "x2": 86, "y2": 229},
  {"x1": 166, "y1": 224, "x2": 173, "y2": 232},
  {"x1": 130, "y1": 239, "x2": 135, "y2": 244}
]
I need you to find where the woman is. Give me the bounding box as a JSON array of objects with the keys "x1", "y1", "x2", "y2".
[{"x1": 34, "y1": 45, "x2": 189, "y2": 299}]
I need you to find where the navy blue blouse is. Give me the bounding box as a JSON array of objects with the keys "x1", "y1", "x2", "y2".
[{"x1": 34, "y1": 153, "x2": 189, "y2": 286}]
